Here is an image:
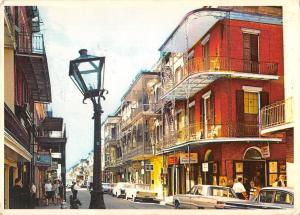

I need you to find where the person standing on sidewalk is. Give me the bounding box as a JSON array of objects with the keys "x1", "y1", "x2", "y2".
[
  {"x1": 12, "y1": 178, "x2": 26, "y2": 208},
  {"x1": 58, "y1": 180, "x2": 65, "y2": 209},
  {"x1": 30, "y1": 182, "x2": 36, "y2": 208},
  {"x1": 233, "y1": 177, "x2": 248, "y2": 200},
  {"x1": 44, "y1": 180, "x2": 52, "y2": 206}
]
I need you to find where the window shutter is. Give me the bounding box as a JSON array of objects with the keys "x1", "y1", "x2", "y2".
[
  {"x1": 250, "y1": 34, "x2": 258, "y2": 61},
  {"x1": 236, "y1": 90, "x2": 244, "y2": 136},
  {"x1": 200, "y1": 98, "x2": 204, "y2": 138},
  {"x1": 260, "y1": 92, "x2": 269, "y2": 109},
  {"x1": 243, "y1": 34, "x2": 251, "y2": 72},
  {"x1": 210, "y1": 91, "x2": 215, "y2": 125}
]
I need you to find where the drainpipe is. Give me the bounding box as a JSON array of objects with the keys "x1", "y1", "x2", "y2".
[{"x1": 188, "y1": 144, "x2": 191, "y2": 192}]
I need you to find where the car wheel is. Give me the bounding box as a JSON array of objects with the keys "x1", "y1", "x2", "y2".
[{"x1": 174, "y1": 200, "x2": 180, "y2": 209}]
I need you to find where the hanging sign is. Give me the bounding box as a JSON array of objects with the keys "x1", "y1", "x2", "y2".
[
  {"x1": 180, "y1": 153, "x2": 198, "y2": 164},
  {"x1": 202, "y1": 163, "x2": 209, "y2": 172},
  {"x1": 168, "y1": 155, "x2": 179, "y2": 165},
  {"x1": 145, "y1": 164, "x2": 153, "y2": 171},
  {"x1": 261, "y1": 145, "x2": 270, "y2": 158},
  {"x1": 36, "y1": 151, "x2": 52, "y2": 167}
]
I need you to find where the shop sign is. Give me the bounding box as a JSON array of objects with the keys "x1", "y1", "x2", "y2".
[
  {"x1": 168, "y1": 156, "x2": 179, "y2": 165},
  {"x1": 36, "y1": 151, "x2": 52, "y2": 167},
  {"x1": 180, "y1": 153, "x2": 198, "y2": 164},
  {"x1": 202, "y1": 162, "x2": 208, "y2": 172},
  {"x1": 261, "y1": 145, "x2": 270, "y2": 158},
  {"x1": 145, "y1": 164, "x2": 153, "y2": 171},
  {"x1": 48, "y1": 161, "x2": 58, "y2": 171},
  {"x1": 132, "y1": 162, "x2": 141, "y2": 170}
]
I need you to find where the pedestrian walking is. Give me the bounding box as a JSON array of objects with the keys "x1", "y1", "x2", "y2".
[
  {"x1": 58, "y1": 180, "x2": 65, "y2": 209},
  {"x1": 44, "y1": 180, "x2": 53, "y2": 206},
  {"x1": 30, "y1": 182, "x2": 37, "y2": 208},
  {"x1": 52, "y1": 180, "x2": 59, "y2": 205},
  {"x1": 249, "y1": 180, "x2": 257, "y2": 201},
  {"x1": 243, "y1": 178, "x2": 251, "y2": 198},
  {"x1": 23, "y1": 183, "x2": 31, "y2": 208},
  {"x1": 233, "y1": 177, "x2": 248, "y2": 200},
  {"x1": 12, "y1": 178, "x2": 26, "y2": 209},
  {"x1": 73, "y1": 181, "x2": 79, "y2": 200}
]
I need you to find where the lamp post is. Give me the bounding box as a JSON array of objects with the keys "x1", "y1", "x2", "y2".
[{"x1": 69, "y1": 49, "x2": 107, "y2": 209}]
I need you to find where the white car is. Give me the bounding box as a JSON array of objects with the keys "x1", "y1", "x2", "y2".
[
  {"x1": 173, "y1": 185, "x2": 239, "y2": 209},
  {"x1": 112, "y1": 182, "x2": 131, "y2": 198},
  {"x1": 125, "y1": 184, "x2": 158, "y2": 202}
]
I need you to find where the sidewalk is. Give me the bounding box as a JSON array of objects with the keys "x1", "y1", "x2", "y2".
[
  {"x1": 36, "y1": 191, "x2": 72, "y2": 209},
  {"x1": 159, "y1": 196, "x2": 174, "y2": 207}
]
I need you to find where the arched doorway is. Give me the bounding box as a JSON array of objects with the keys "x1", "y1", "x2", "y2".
[{"x1": 243, "y1": 147, "x2": 266, "y2": 187}]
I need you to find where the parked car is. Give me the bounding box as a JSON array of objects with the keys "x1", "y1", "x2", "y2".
[
  {"x1": 108, "y1": 183, "x2": 116, "y2": 195},
  {"x1": 112, "y1": 182, "x2": 131, "y2": 198},
  {"x1": 102, "y1": 183, "x2": 110, "y2": 193},
  {"x1": 224, "y1": 187, "x2": 294, "y2": 209},
  {"x1": 125, "y1": 184, "x2": 158, "y2": 202},
  {"x1": 173, "y1": 185, "x2": 240, "y2": 209}
]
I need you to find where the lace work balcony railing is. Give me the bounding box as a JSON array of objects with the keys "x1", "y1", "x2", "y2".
[
  {"x1": 156, "y1": 121, "x2": 260, "y2": 152},
  {"x1": 123, "y1": 144, "x2": 154, "y2": 161},
  {"x1": 162, "y1": 56, "x2": 278, "y2": 93},
  {"x1": 121, "y1": 103, "x2": 158, "y2": 130},
  {"x1": 261, "y1": 97, "x2": 293, "y2": 130},
  {"x1": 17, "y1": 31, "x2": 45, "y2": 55},
  {"x1": 4, "y1": 104, "x2": 30, "y2": 150}
]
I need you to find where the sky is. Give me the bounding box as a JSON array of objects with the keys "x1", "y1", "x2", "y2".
[{"x1": 38, "y1": 1, "x2": 203, "y2": 169}]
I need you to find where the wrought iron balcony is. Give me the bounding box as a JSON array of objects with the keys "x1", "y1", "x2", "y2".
[
  {"x1": 156, "y1": 121, "x2": 261, "y2": 152},
  {"x1": 123, "y1": 144, "x2": 154, "y2": 161},
  {"x1": 162, "y1": 56, "x2": 278, "y2": 97},
  {"x1": 4, "y1": 104, "x2": 30, "y2": 151},
  {"x1": 261, "y1": 97, "x2": 293, "y2": 132},
  {"x1": 121, "y1": 103, "x2": 158, "y2": 130},
  {"x1": 17, "y1": 31, "x2": 45, "y2": 55}
]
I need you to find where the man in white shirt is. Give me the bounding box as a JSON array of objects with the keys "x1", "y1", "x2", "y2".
[
  {"x1": 233, "y1": 177, "x2": 247, "y2": 200},
  {"x1": 44, "y1": 180, "x2": 52, "y2": 206}
]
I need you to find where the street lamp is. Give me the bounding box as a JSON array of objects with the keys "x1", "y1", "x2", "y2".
[{"x1": 69, "y1": 49, "x2": 107, "y2": 209}]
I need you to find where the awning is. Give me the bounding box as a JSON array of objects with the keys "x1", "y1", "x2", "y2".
[
  {"x1": 157, "y1": 137, "x2": 282, "y2": 154},
  {"x1": 42, "y1": 117, "x2": 63, "y2": 131}
]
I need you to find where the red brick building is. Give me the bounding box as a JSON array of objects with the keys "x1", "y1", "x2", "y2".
[{"x1": 154, "y1": 7, "x2": 284, "y2": 195}]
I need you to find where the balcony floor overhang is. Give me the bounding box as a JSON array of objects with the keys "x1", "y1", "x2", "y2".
[
  {"x1": 16, "y1": 54, "x2": 51, "y2": 103},
  {"x1": 157, "y1": 137, "x2": 282, "y2": 154},
  {"x1": 261, "y1": 122, "x2": 294, "y2": 135},
  {"x1": 161, "y1": 71, "x2": 279, "y2": 100},
  {"x1": 37, "y1": 137, "x2": 67, "y2": 153},
  {"x1": 42, "y1": 117, "x2": 63, "y2": 131}
]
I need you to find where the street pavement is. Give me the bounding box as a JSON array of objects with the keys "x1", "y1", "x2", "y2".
[{"x1": 37, "y1": 188, "x2": 173, "y2": 209}]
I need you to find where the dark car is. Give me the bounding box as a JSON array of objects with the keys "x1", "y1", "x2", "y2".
[
  {"x1": 224, "y1": 187, "x2": 294, "y2": 209},
  {"x1": 102, "y1": 183, "x2": 110, "y2": 193}
]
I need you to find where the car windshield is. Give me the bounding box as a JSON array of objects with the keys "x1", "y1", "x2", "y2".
[
  {"x1": 209, "y1": 187, "x2": 237, "y2": 198},
  {"x1": 187, "y1": 186, "x2": 197, "y2": 195},
  {"x1": 135, "y1": 184, "x2": 150, "y2": 190},
  {"x1": 259, "y1": 190, "x2": 275, "y2": 203}
]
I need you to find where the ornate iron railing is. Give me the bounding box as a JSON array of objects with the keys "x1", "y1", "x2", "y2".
[
  {"x1": 162, "y1": 56, "x2": 278, "y2": 93},
  {"x1": 123, "y1": 144, "x2": 154, "y2": 161},
  {"x1": 261, "y1": 97, "x2": 293, "y2": 130},
  {"x1": 155, "y1": 121, "x2": 260, "y2": 152},
  {"x1": 4, "y1": 104, "x2": 30, "y2": 150},
  {"x1": 17, "y1": 31, "x2": 45, "y2": 55}
]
